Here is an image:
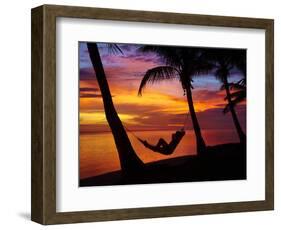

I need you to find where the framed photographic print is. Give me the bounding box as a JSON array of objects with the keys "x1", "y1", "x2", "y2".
[{"x1": 31, "y1": 4, "x2": 274, "y2": 224}]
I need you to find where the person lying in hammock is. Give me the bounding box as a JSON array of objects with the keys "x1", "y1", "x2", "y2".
[{"x1": 139, "y1": 128, "x2": 186, "y2": 155}]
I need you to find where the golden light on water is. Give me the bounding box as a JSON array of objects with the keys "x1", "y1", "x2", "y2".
[{"x1": 79, "y1": 129, "x2": 241, "y2": 179}]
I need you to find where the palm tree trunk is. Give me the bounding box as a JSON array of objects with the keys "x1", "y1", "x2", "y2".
[
  {"x1": 185, "y1": 83, "x2": 207, "y2": 155},
  {"x1": 223, "y1": 77, "x2": 246, "y2": 143},
  {"x1": 87, "y1": 43, "x2": 144, "y2": 173}
]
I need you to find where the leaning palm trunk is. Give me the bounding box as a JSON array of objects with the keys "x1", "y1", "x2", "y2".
[
  {"x1": 184, "y1": 82, "x2": 207, "y2": 155},
  {"x1": 87, "y1": 43, "x2": 144, "y2": 173},
  {"x1": 223, "y1": 76, "x2": 246, "y2": 143}
]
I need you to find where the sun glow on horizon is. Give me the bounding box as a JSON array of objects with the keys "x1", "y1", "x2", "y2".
[{"x1": 80, "y1": 111, "x2": 141, "y2": 125}]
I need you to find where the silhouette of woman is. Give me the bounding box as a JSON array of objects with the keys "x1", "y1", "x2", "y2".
[{"x1": 140, "y1": 128, "x2": 185, "y2": 155}]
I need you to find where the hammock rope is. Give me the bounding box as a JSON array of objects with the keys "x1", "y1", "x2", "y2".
[{"x1": 123, "y1": 113, "x2": 189, "y2": 140}]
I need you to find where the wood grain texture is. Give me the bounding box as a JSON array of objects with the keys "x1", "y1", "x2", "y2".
[
  {"x1": 265, "y1": 20, "x2": 274, "y2": 209},
  {"x1": 31, "y1": 6, "x2": 44, "y2": 224},
  {"x1": 31, "y1": 4, "x2": 274, "y2": 225}
]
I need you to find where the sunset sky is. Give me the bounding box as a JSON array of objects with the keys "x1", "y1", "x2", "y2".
[
  {"x1": 79, "y1": 42, "x2": 246, "y2": 179},
  {"x1": 79, "y1": 42, "x2": 246, "y2": 134}
]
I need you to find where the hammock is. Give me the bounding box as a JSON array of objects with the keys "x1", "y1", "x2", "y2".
[
  {"x1": 124, "y1": 115, "x2": 188, "y2": 155},
  {"x1": 137, "y1": 129, "x2": 185, "y2": 155}
]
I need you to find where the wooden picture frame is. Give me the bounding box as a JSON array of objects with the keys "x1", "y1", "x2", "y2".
[{"x1": 31, "y1": 4, "x2": 274, "y2": 225}]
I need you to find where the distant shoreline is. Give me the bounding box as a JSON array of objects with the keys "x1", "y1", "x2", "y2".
[
  {"x1": 80, "y1": 128, "x2": 237, "y2": 135},
  {"x1": 80, "y1": 128, "x2": 183, "y2": 135}
]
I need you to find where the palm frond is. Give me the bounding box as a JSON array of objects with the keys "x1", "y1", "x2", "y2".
[
  {"x1": 191, "y1": 61, "x2": 214, "y2": 76},
  {"x1": 223, "y1": 90, "x2": 246, "y2": 113},
  {"x1": 106, "y1": 44, "x2": 123, "y2": 55},
  {"x1": 238, "y1": 78, "x2": 246, "y2": 87},
  {"x1": 201, "y1": 48, "x2": 246, "y2": 79},
  {"x1": 229, "y1": 78, "x2": 246, "y2": 90},
  {"x1": 138, "y1": 45, "x2": 182, "y2": 67},
  {"x1": 230, "y1": 90, "x2": 246, "y2": 99},
  {"x1": 229, "y1": 49, "x2": 246, "y2": 77},
  {"x1": 214, "y1": 66, "x2": 230, "y2": 82},
  {"x1": 138, "y1": 66, "x2": 179, "y2": 95},
  {"x1": 229, "y1": 83, "x2": 244, "y2": 90},
  {"x1": 231, "y1": 93, "x2": 246, "y2": 104}
]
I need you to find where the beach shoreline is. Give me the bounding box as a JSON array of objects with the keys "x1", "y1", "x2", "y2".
[{"x1": 80, "y1": 143, "x2": 246, "y2": 187}]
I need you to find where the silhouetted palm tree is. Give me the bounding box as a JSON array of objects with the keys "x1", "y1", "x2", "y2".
[
  {"x1": 202, "y1": 48, "x2": 246, "y2": 143},
  {"x1": 223, "y1": 78, "x2": 246, "y2": 113},
  {"x1": 87, "y1": 43, "x2": 144, "y2": 173},
  {"x1": 138, "y1": 46, "x2": 212, "y2": 155},
  {"x1": 223, "y1": 52, "x2": 246, "y2": 113}
]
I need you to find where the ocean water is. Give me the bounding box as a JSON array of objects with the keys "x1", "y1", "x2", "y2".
[{"x1": 79, "y1": 129, "x2": 239, "y2": 179}]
